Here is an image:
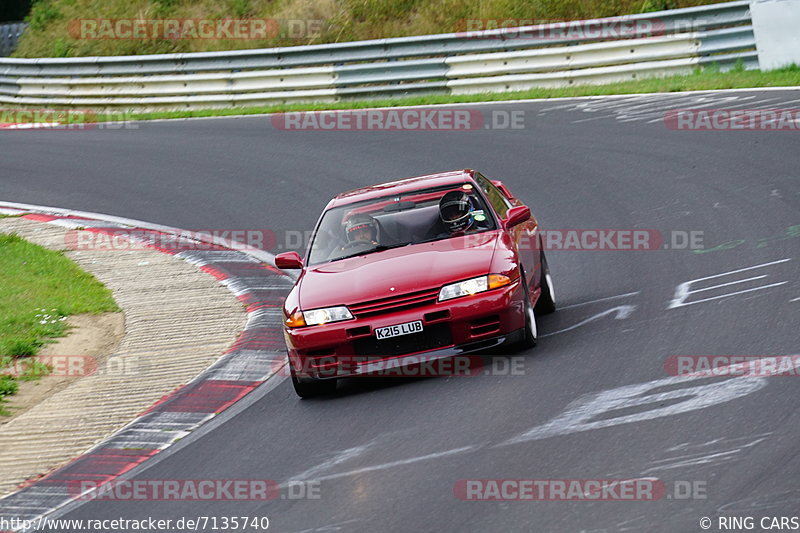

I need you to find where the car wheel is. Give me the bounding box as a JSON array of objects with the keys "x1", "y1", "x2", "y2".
[
  {"x1": 534, "y1": 250, "x2": 556, "y2": 315},
  {"x1": 290, "y1": 366, "x2": 337, "y2": 398},
  {"x1": 520, "y1": 273, "x2": 538, "y2": 348}
]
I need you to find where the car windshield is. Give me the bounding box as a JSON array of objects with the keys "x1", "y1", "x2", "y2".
[{"x1": 307, "y1": 183, "x2": 497, "y2": 265}]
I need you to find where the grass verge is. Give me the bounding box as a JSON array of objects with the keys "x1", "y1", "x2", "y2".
[
  {"x1": 14, "y1": 0, "x2": 728, "y2": 58},
  {"x1": 0, "y1": 232, "x2": 119, "y2": 415},
  {"x1": 87, "y1": 64, "x2": 800, "y2": 123}
]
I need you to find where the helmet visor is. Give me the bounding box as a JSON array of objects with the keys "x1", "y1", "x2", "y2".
[{"x1": 440, "y1": 199, "x2": 471, "y2": 222}]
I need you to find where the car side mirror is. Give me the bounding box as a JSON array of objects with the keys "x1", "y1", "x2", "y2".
[
  {"x1": 504, "y1": 205, "x2": 531, "y2": 229},
  {"x1": 275, "y1": 251, "x2": 304, "y2": 270}
]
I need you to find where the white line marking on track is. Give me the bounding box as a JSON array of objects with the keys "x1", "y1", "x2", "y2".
[
  {"x1": 499, "y1": 356, "x2": 799, "y2": 446},
  {"x1": 670, "y1": 283, "x2": 788, "y2": 308},
  {"x1": 541, "y1": 305, "x2": 636, "y2": 337},
  {"x1": 689, "y1": 274, "x2": 768, "y2": 294},
  {"x1": 560, "y1": 291, "x2": 640, "y2": 310},
  {"x1": 0, "y1": 87, "x2": 791, "y2": 127},
  {"x1": 668, "y1": 258, "x2": 791, "y2": 309},
  {"x1": 686, "y1": 258, "x2": 790, "y2": 281}
]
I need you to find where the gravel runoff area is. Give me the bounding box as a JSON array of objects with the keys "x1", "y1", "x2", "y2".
[{"x1": 0, "y1": 216, "x2": 247, "y2": 497}]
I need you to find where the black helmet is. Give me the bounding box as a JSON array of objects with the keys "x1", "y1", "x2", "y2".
[
  {"x1": 439, "y1": 190, "x2": 474, "y2": 233},
  {"x1": 345, "y1": 213, "x2": 378, "y2": 242}
]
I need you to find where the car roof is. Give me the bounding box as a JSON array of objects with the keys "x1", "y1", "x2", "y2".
[{"x1": 326, "y1": 169, "x2": 478, "y2": 209}]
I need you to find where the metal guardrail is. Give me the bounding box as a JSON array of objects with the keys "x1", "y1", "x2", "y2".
[
  {"x1": 0, "y1": 23, "x2": 26, "y2": 57},
  {"x1": 0, "y1": 1, "x2": 757, "y2": 110}
]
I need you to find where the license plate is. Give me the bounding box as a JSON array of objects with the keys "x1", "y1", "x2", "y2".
[{"x1": 375, "y1": 320, "x2": 423, "y2": 340}]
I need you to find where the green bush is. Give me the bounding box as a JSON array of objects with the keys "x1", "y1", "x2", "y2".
[
  {"x1": 0, "y1": 375, "x2": 18, "y2": 397},
  {"x1": 26, "y1": 0, "x2": 62, "y2": 31},
  {"x1": 13, "y1": 0, "x2": 732, "y2": 58}
]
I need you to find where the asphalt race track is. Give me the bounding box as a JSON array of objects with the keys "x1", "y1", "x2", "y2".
[{"x1": 2, "y1": 89, "x2": 800, "y2": 532}]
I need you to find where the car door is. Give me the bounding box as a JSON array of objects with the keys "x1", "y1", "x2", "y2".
[{"x1": 475, "y1": 173, "x2": 540, "y2": 291}]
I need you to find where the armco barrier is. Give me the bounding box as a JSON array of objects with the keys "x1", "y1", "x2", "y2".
[{"x1": 0, "y1": 1, "x2": 758, "y2": 111}]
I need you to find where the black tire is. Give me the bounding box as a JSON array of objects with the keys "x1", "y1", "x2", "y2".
[
  {"x1": 290, "y1": 367, "x2": 337, "y2": 398},
  {"x1": 520, "y1": 272, "x2": 538, "y2": 349},
  {"x1": 534, "y1": 250, "x2": 556, "y2": 315}
]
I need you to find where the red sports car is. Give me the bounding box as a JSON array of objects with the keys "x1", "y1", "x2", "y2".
[{"x1": 275, "y1": 169, "x2": 556, "y2": 397}]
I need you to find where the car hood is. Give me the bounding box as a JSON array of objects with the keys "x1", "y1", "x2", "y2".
[{"x1": 298, "y1": 232, "x2": 500, "y2": 309}]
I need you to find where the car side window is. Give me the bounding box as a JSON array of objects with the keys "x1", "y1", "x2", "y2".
[{"x1": 475, "y1": 174, "x2": 511, "y2": 218}]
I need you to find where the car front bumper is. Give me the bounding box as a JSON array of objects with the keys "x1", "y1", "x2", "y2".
[{"x1": 285, "y1": 280, "x2": 526, "y2": 380}]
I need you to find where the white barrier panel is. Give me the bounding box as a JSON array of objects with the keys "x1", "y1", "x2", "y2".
[
  {"x1": 445, "y1": 33, "x2": 700, "y2": 77},
  {"x1": 448, "y1": 58, "x2": 698, "y2": 94},
  {"x1": 0, "y1": 89, "x2": 339, "y2": 111},
  {"x1": 751, "y1": 0, "x2": 800, "y2": 69},
  {"x1": 14, "y1": 67, "x2": 337, "y2": 97}
]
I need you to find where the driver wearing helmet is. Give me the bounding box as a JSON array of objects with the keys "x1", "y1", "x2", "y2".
[
  {"x1": 344, "y1": 213, "x2": 379, "y2": 246},
  {"x1": 439, "y1": 190, "x2": 475, "y2": 234}
]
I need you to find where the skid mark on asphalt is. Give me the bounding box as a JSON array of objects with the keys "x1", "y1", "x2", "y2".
[
  {"x1": 287, "y1": 439, "x2": 380, "y2": 483},
  {"x1": 281, "y1": 445, "x2": 479, "y2": 487},
  {"x1": 281, "y1": 519, "x2": 362, "y2": 533},
  {"x1": 665, "y1": 434, "x2": 769, "y2": 452},
  {"x1": 642, "y1": 434, "x2": 770, "y2": 473},
  {"x1": 719, "y1": 489, "x2": 800, "y2": 515},
  {"x1": 577, "y1": 514, "x2": 652, "y2": 532}
]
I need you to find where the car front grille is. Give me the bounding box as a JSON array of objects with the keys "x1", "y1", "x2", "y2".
[
  {"x1": 353, "y1": 323, "x2": 452, "y2": 358},
  {"x1": 348, "y1": 287, "x2": 440, "y2": 318}
]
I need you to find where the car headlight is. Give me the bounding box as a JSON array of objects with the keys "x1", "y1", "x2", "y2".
[
  {"x1": 302, "y1": 306, "x2": 354, "y2": 326},
  {"x1": 438, "y1": 274, "x2": 512, "y2": 301}
]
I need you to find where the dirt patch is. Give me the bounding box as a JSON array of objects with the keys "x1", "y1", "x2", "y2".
[{"x1": 1, "y1": 312, "x2": 125, "y2": 424}]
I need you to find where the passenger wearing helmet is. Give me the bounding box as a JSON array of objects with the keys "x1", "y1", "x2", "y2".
[
  {"x1": 439, "y1": 190, "x2": 475, "y2": 234},
  {"x1": 343, "y1": 213, "x2": 379, "y2": 248}
]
